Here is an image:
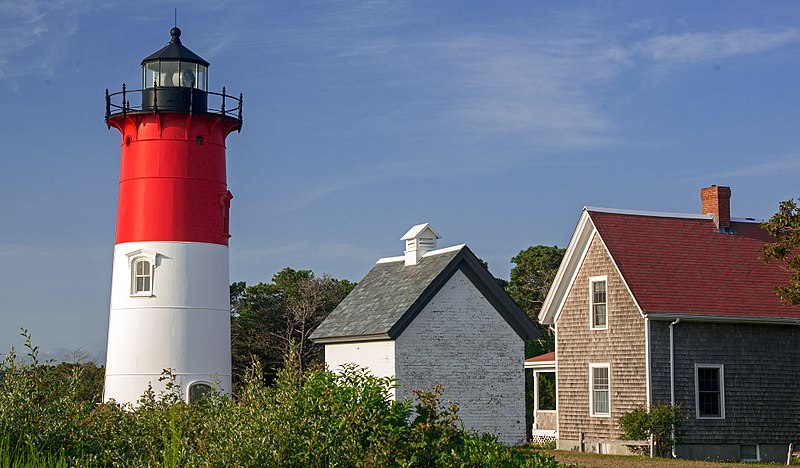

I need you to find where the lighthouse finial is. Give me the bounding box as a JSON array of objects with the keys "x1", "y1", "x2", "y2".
[{"x1": 170, "y1": 26, "x2": 181, "y2": 44}]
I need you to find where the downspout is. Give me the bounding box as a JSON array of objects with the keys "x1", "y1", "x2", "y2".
[{"x1": 669, "y1": 318, "x2": 680, "y2": 458}]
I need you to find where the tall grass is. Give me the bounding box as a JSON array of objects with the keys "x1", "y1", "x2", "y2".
[{"x1": 0, "y1": 335, "x2": 565, "y2": 467}]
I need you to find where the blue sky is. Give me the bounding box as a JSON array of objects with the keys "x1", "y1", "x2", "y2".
[{"x1": 1, "y1": 0, "x2": 799, "y2": 360}]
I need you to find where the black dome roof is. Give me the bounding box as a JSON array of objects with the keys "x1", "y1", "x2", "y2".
[{"x1": 141, "y1": 28, "x2": 209, "y2": 67}]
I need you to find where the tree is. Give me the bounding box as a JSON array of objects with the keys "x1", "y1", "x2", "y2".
[
  {"x1": 509, "y1": 245, "x2": 564, "y2": 438},
  {"x1": 230, "y1": 269, "x2": 355, "y2": 387},
  {"x1": 762, "y1": 199, "x2": 800, "y2": 305},
  {"x1": 508, "y1": 245, "x2": 565, "y2": 321}
]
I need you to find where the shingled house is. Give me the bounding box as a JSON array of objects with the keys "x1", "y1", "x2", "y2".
[
  {"x1": 539, "y1": 186, "x2": 800, "y2": 462},
  {"x1": 310, "y1": 224, "x2": 538, "y2": 445}
]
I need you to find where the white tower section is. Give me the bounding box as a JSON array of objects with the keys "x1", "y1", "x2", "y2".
[{"x1": 104, "y1": 242, "x2": 232, "y2": 404}]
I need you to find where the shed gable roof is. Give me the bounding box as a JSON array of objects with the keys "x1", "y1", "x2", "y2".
[
  {"x1": 540, "y1": 208, "x2": 800, "y2": 325},
  {"x1": 310, "y1": 245, "x2": 538, "y2": 343}
]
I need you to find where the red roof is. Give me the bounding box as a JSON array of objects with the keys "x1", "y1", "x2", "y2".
[
  {"x1": 525, "y1": 351, "x2": 555, "y2": 363},
  {"x1": 588, "y1": 210, "x2": 800, "y2": 320}
]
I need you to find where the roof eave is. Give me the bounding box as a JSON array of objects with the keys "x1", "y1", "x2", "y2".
[
  {"x1": 644, "y1": 312, "x2": 800, "y2": 325},
  {"x1": 309, "y1": 332, "x2": 392, "y2": 345}
]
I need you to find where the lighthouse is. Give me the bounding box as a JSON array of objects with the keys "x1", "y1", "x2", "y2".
[{"x1": 103, "y1": 28, "x2": 242, "y2": 405}]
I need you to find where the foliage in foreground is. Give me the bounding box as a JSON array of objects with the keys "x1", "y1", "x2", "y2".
[
  {"x1": 619, "y1": 403, "x2": 687, "y2": 457},
  {"x1": 0, "y1": 337, "x2": 563, "y2": 467}
]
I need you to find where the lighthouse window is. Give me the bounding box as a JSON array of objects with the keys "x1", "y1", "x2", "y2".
[
  {"x1": 133, "y1": 259, "x2": 152, "y2": 295},
  {"x1": 189, "y1": 382, "x2": 212, "y2": 404}
]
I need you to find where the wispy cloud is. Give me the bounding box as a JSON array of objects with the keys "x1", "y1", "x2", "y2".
[
  {"x1": 634, "y1": 28, "x2": 800, "y2": 64},
  {"x1": 700, "y1": 155, "x2": 800, "y2": 180},
  {"x1": 0, "y1": 0, "x2": 87, "y2": 81}
]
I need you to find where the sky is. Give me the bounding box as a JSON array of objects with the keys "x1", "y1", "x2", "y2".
[{"x1": 1, "y1": 0, "x2": 799, "y2": 360}]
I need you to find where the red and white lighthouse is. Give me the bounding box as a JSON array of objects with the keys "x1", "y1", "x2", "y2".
[{"x1": 103, "y1": 28, "x2": 242, "y2": 405}]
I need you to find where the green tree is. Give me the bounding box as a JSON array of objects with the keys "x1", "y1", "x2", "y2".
[
  {"x1": 509, "y1": 246, "x2": 564, "y2": 439},
  {"x1": 508, "y1": 245, "x2": 565, "y2": 321},
  {"x1": 230, "y1": 269, "x2": 355, "y2": 386},
  {"x1": 762, "y1": 198, "x2": 800, "y2": 304}
]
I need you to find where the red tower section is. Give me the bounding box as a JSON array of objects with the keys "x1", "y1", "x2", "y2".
[{"x1": 108, "y1": 113, "x2": 239, "y2": 245}]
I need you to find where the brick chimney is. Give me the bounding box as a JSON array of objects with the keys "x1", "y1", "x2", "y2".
[{"x1": 700, "y1": 185, "x2": 732, "y2": 232}]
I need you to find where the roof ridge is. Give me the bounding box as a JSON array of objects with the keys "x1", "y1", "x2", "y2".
[{"x1": 586, "y1": 206, "x2": 764, "y2": 223}]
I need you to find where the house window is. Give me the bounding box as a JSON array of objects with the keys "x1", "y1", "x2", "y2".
[
  {"x1": 589, "y1": 363, "x2": 610, "y2": 417},
  {"x1": 695, "y1": 364, "x2": 725, "y2": 419},
  {"x1": 188, "y1": 382, "x2": 212, "y2": 404},
  {"x1": 740, "y1": 444, "x2": 760, "y2": 462},
  {"x1": 590, "y1": 276, "x2": 608, "y2": 329}
]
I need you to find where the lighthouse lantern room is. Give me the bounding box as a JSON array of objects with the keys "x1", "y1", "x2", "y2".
[{"x1": 103, "y1": 28, "x2": 242, "y2": 405}]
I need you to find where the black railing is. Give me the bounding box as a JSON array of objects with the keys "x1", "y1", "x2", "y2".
[{"x1": 105, "y1": 84, "x2": 243, "y2": 129}]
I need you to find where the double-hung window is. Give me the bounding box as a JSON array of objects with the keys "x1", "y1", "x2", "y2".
[
  {"x1": 695, "y1": 364, "x2": 725, "y2": 419},
  {"x1": 133, "y1": 259, "x2": 152, "y2": 294},
  {"x1": 589, "y1": 363, "x2": 611, "y2": 417},
  {"x1": 127, "y1": 249, "x2": 157, "y2": 297},
  {"x1": 590, "y1": 276, "x2": 608, "y2": 329}
]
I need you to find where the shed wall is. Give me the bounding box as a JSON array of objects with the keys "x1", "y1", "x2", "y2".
[{"x1": 395, "y1": 269, "x2": 526, "y2": 446}]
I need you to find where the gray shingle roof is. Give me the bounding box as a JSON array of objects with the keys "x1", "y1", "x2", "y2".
[{"x1": 310, "y1": 245, "x2": 538, "y2": 343}]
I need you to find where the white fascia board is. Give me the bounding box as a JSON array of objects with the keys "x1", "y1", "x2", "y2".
[
  {"x1": 376, "y1": 244, "x2": 465, "y2": 265},
  {"x1": 539, "y1": 210, "x2": 595, "y2": 325},
  {"x1": 422, "y1": 244, "x2": 465, "y2": 257},
  {"x1": 376, "y1": 256, "x2": 404, "y2": 264},
  {"x1": 524, "y1": 361, "x2": 556, "y2": 370},
  {"x1": 313, "y1": 333, "x2": 393, "y2": 344},
  {"x1": 644, "y1": 312, "x2": 800, "y2": 325}
]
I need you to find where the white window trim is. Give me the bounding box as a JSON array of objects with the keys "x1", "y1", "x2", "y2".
[
  {"x1": 589, "y1": 363, "x2": 611, "y2": 417},
  {"x1": 589, "y1": 275, "x2": 608, "y2": 330},
  {"x1": 695, "y1": 363, "x2": 725, "y2": 419},
  {"x1": 126, "y1": 249, "x2": 157, "y2": 297}
]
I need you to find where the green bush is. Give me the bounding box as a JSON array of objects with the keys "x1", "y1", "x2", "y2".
[
  {"x1": 619, "y1": 402, "x2": 686, "y2": 457},
  {"x1": 0, "y1": 335, "x2": 568, "y2": 467}
]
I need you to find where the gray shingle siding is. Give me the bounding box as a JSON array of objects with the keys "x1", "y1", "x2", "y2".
[{"x1": 649, "y1": 320, "x2": 800, "y2": 444}]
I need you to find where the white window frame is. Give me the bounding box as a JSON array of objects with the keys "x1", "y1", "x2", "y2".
[
  {"x1": 695, "y1": 363, "x2": 725, "y2": 419},
  {"x1": 589, "y1": 276, "x2": 608, "y2": 330},
  {"x1": 126, "y1": 249, "x2": 157, "y2": 297},
  {"x1": 589, "y1": 363, "x2": 611, "y2": 417}
]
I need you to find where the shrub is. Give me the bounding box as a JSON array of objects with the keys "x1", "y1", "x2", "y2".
[
  {"x1": 1, "y1": 336, "x2": 569, "y2": 467},
  {"x1": 619, "y1": 402, "x2": 686, "y2": 457}
]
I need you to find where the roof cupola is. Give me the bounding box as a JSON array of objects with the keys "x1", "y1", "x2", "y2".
[{"x1": 401, "y1": 223, "x2": 441, "y2": 266}]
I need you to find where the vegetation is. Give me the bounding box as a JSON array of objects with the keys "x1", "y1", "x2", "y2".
[
  {"x1": 0, "y1": 333, "x2": 565, "y2": 467},
  {"x1": 762, "y1": 198, "x2": 800, "y2": 304},
  {"x1": 508, "y1": 245, "x2": 564, "y2": 437},
  {"x1": 230, "y1": 268, "x2": 355, "y2": 386},
  {"x1": 619, "y1": 403, "x2": 686, "y2": 457}
]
